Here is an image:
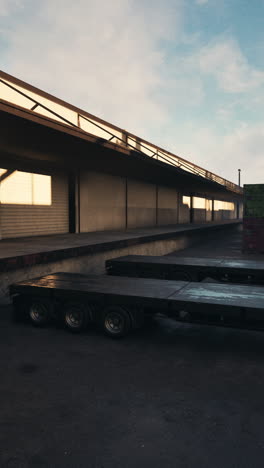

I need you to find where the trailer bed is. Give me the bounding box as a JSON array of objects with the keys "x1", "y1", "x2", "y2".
[
  {"x1": 106, "y1": 255, "x2": 264, "y2": 284},
  {"x1": 10, "y1": 272, "x2": 264, "y2": 313},
  {"x1": 10, "y1": 272, "x2": 186, "y2": 302}
]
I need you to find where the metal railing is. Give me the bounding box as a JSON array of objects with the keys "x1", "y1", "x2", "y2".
[{"x1": 0, "y1": 73, "x2": 243, "y2": 194}]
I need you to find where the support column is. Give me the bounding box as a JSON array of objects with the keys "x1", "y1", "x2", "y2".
[
  {"x1": 236, "y1": 201, "x2": 240, "y2": 219},
  {"x1": 190, "y1": 195, "x2": 194, "y2": 223},
  {"x1": 77, "y1": 171, "x2": 81, "y2": 233},
  {"x1": 125, "y1": 177, "x2": 128, "y2": 229},
  {"x1": 177, "y1": 192, "x2": 180, "y2": 224},
  {"x1": 68, "y1": 173, "x2": 77, "y2": 233},
  {"x1": 122, "y1": 131, "x2": 128, "y2": 147},
  {"x1": 156, "y1": 185, "x2": 159, "y2": 225}
]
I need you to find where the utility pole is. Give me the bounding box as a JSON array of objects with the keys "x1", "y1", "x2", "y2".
[{"x1": 238, "y1": 169, "x2": 241, "y2": 187}]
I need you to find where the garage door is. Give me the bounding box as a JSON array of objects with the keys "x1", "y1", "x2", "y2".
[{"x1": 0, "y1": 169, "x2": 69, "y2": 239}]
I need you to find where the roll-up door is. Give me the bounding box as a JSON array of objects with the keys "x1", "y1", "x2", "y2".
[{"x1": 0, "y1": 169, "x2": 68, "y2": 239}]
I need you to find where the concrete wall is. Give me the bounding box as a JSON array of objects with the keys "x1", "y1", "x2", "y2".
[
  {"x1": 1, "y1": 236, "x2": 192, "y2": 303},
  {"x1": 127, "y1": 179, "x2": 156, "y2": 228},
  {"x1": 193, "y1": 197, "x2": 206, "y2": 223},
  {"x1": 178, "y1": 196, "x2": 237, "y2": 224},
  {"x1": 214, "y1": 210, "x2": 236, "y2": 221},
  {"x1": 214, "y1": 201, "x2": 236, "y2": 221},
  {"x1": 157, "y1": 186, "x2": 178, "y2": 225},
  {"x1": 193, "y1": 209, "x2": 206, "y2": 222},
  {"x1": 178, "y1": 195, "x2": 190, "y2": 223},
  {"x1": 205, "y1": 199, "x2": 212, "y2": 222},
  {"x1": 78, "y1": 171, "x2": 239, "y2": 233},
  {"x1": 80, "y1": 171, "x2": 126, "y2": 232}
]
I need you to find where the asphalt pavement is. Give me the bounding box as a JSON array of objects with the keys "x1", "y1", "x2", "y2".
[{"x1": 1, "y1": 227, "x2": 264, "y2": 468}]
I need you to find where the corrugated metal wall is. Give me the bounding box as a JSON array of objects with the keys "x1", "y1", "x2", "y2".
[
  {"x1": 80, "y1": 171, "x2": 126, "y2": 232},
  {"x1": 0, "y1": 170, "x2": 69, "y2": 239}
]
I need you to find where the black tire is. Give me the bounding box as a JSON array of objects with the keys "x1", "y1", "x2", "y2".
[
  {"x1": 64, "y1": 302, "x2": 90, "y2": 333},
  {"x1": 29, "y1": 299, "x2": 52, "y2": 327},
  {"x1": 101, "y1": 306, "x2": 132, "y2": 338}
]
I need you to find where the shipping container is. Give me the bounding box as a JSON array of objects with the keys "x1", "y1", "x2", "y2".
[{"x1": 243, "y1": 184, "x2": 264, "y2": 253}]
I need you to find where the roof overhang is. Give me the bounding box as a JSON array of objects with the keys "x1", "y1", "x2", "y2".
[{"x1": 0, "y1": 98, "x2": 243, "y2": 202}]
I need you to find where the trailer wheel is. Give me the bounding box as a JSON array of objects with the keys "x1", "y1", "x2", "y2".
[
  {"x1": 29, "y1": 299, "x2": 52, "y2": 327},
  {"x1": 64, "y1": 302, "x2": 90, "y2": 333},
  {"x1": 102, "y1": 306, "x2": 132, "y2": 338}
]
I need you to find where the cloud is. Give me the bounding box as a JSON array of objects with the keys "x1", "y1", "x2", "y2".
[
  {"x1": 0, "y1": 0, "x2": 22, "y2": 16},
  {"x1": 165, "y1": 121, "x2": 264, "y2": 185},
  {"x1": 197, "y1": 38, "x2": 264, "y2": 92},
  {"x1": 1, "y1": 0, "x2": 264, "y2": 185},
  {"x1": 195, "y1": 0, "x2": 208, "y2": 5},
  {"x1": 1, "y1": 0, "x2": 185, "y2": 134}
]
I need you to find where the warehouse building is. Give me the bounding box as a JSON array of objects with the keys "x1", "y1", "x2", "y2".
[{"x1": 0, "y1": 70, "x2": 243, "y2": 240}]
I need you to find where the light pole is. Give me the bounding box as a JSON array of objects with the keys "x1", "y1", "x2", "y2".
[{"x1": 238, "y1": 169, "x2": 241, "y2": 187}]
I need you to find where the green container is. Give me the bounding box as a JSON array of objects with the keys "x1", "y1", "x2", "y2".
[
  {"x1": 244, "y1": 184, "x2": 264, "y2": 218},
  {"x1": 244, "y1": 184, "x2": 264, "y2": 195}
]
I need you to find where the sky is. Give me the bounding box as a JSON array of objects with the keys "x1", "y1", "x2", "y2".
[{"x1": 1, "y1": 0, "x2": 264, "y2": 185}]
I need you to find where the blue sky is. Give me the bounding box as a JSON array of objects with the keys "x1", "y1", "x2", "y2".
[{"x1": 1, "y1": 0, "x2": 264, "y2": 184}]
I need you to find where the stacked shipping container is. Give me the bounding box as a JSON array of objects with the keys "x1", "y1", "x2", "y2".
[{"x1": 243, "y1": 184, "x2": 264, "y2": 253}]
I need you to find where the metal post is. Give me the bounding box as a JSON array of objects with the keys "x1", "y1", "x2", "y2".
[{"x1": 238, "y1": 169, "x2": 241, "y2": 187}]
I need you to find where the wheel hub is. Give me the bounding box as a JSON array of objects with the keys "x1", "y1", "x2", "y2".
[
  {"x1": 66, "y1": 310, "x2": 82, "y2": 327},
  {"x1": 30, "y1": 304, "x2": 47, "y2": 322},
  {"x1": 105, "y1": 313, "x2": 124, "y2": 333}
]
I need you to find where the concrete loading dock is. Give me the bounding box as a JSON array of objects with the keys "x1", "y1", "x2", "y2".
[{"x1": 0, "y1": 220, "x2": 239, "y2": 304}]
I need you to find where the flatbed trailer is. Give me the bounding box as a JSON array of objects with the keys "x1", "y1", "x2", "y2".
[
  {"x1": 106, "y1": 255, "x2": 264, "y2": 285},
  {"x1": 9, "y1": 272, "x2": 264, "y2": 338}
]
